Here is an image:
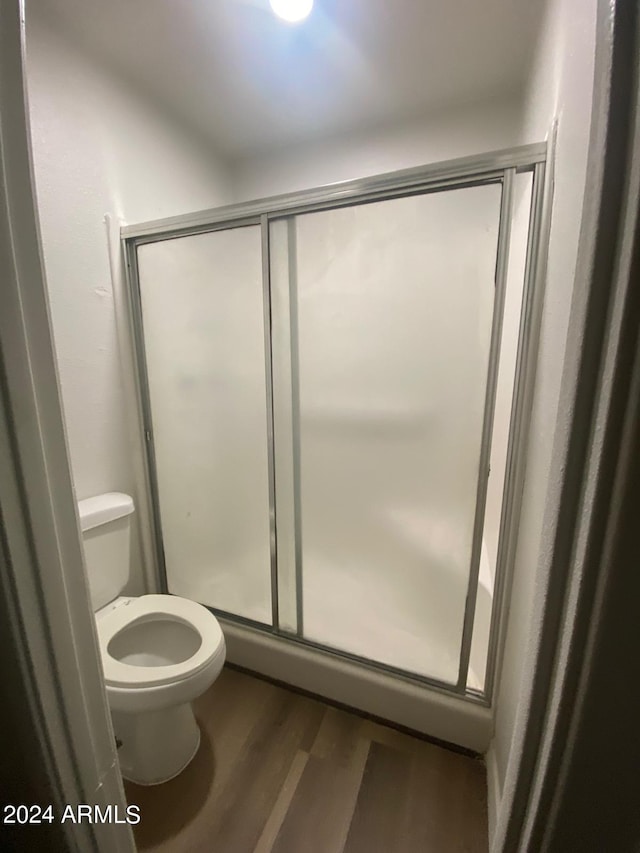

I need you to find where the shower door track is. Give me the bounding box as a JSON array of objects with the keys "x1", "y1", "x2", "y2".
[
  {"x1": 203, "y1": 604, "x2": 489, "y2": 706},
  {"x1": 122, "y1": 139, "x2": 554, "y2": 708}
]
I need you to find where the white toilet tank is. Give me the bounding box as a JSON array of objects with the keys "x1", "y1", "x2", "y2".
[{"x1": 78, "y1": 492, "x2": 134, "y2": 611}]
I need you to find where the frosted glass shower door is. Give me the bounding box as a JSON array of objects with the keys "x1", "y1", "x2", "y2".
[
  {"x1": 280, "y1": 185, "x2": 502, "y2": 683},
  {"x1": 136, "y1": 226, "x2": 272, "y2": 623}
]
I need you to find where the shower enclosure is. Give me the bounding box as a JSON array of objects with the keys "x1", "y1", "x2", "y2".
[{"x1": 123, "y1": 143, "x2": 550, "y2": 705}]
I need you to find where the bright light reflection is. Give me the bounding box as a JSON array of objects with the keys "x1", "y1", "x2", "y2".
[{"x1": 269, "y1": 0, "x2": 313, "y2": 24}]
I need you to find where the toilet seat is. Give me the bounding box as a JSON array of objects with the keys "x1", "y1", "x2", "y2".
[{"x1": 97, "y1": 594, "x2": 224, "y2": 689}]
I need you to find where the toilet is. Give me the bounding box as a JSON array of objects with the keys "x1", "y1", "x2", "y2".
[{"x1": 78, "y1": 492, "x2": 226, "y2": 786}]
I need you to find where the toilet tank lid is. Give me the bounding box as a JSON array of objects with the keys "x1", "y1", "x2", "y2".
[{"x1": 78, "y1": 493, "x2": 134, "y2": 532}]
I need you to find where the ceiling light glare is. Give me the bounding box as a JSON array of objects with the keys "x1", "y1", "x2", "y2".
[{"x1": 270, "y1": 0, "x2": 313, "y2": 24}]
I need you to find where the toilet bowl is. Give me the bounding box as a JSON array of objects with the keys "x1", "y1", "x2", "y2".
[
  {"x1": 97, "y1": 593, "x2": 225, "y2": 785},
  {"x1": 78, "y1": 493, "x2": 226, "y2": 785}
]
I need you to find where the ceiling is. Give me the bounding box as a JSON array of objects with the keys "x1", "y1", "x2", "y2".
[{"x1": 37, "y1": 0, "x2": 544, "y2": 160}]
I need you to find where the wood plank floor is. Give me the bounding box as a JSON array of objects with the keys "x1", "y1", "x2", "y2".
[{"x1": 124, "y1": 667, "x2": 488, "y2": 853}]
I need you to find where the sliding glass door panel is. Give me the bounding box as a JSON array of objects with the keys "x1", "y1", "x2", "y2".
[
  {"x1": 136, "y1": 226, "x2": 272, "y2": 623},
  {"x1": 290, "y1": 186, "x2": 502, "y2": 682}
]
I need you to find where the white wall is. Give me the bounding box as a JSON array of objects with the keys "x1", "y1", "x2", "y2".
[
  {"x1": 232, "y1": 98, "x2": 523, "y2": 200},
  {"x1": 25, "y1": 11, "x2": 232, "y2": 595},
  {"x1": 487, "y1": 0, "x2": 597, "y2": 844}
]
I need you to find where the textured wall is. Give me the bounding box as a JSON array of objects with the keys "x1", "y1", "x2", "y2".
[
  {"x1": 487, "y1": 0, "x2": 597, "y2": 844},
  {"x1": 232, "y1": 99, "x2": 523, "y2": 200},
  {"x1": 25, "y1": 12, "x2": 232, "y2": 594}
]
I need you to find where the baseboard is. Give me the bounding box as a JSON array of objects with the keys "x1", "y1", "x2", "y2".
[
  {"x1": 220, "y1": 617, "x2": 493, "y2": 753},
  {"x1": 485, "y1": 742, "x2": 502, "y2": 848}
]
